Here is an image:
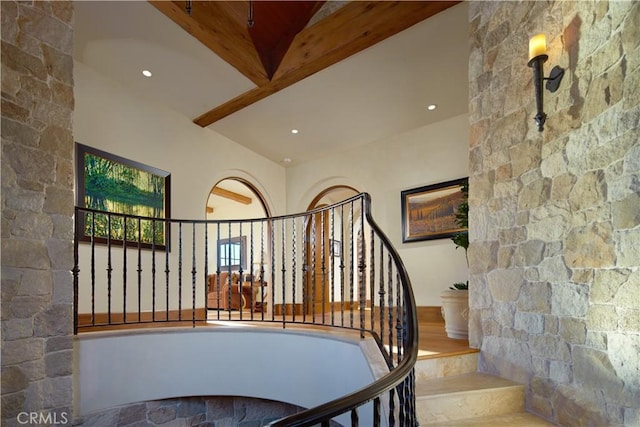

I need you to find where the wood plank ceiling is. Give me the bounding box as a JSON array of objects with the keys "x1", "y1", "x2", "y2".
[{"x1": 150, "y1": 1, "x2": 459, "y2": 128}]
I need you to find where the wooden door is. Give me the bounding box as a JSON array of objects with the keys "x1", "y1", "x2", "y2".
[{"x1": 305, "y1": 210, "x2": 330, "y2": 315}]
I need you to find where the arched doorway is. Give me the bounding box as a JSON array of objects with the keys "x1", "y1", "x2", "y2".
[
  {"x1": 206, "y1": 178, "x2": 270, "y2": 220},
  {"x1": 206, "y1": 178, "x2": 270, "y2": 313},
  {"x1": 304, "y1": 186, "x2": 359, "y2": 316}
]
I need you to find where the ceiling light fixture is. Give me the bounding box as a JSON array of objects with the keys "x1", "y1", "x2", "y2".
[
  {"x1": 528, "y1": 33, "x2": 564, "y2": 132},
  {"x1": 142, "y1": 70, "x2": 152, "y2": 77},
  {"x1": 283, "y1": 158, "x2": 292, "y2": 164},
  {"x1": 427, "y1": 104, "x2": 437, "y2": 111},
  {"x1": 291, "y1": 129, "x2": 299, "y2": 134},
  {"x1": 247, "y1": 0, "x2": 254, "y2": 28}
]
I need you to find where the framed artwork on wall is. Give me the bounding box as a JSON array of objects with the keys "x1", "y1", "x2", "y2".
[
  {"x1": 75, "y1": 143, "x2": 171, "y2": 250},
  {"x1": 401, "y1": 178, "x2": 467, "y2": 243},
  {"x1": 330, "y1": 239, "x2": 341, "y2": 257}
]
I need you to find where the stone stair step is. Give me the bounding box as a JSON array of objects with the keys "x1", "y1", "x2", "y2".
[
  {"x1": 416, "y1": 372, "x2": 525, "y2": 424},
  {"x1": 414, "y1": 351, "x2": 478, "y2": 380},
  {"x1": 419, "y1": 412, "x2": 556, "y2": 426}
]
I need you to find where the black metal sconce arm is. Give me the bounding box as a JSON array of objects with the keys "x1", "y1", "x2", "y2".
[{"x1": 528, "y1": 55, "x2": 564, "y2": 132}]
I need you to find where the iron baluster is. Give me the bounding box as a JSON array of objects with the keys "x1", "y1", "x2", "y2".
[
  {"x1": 349, "y1": 201, "x2": 354, "y2": 329},
  {"x1": 358, "y1": 197, "x2": 366, "y2": 338},
  {"x1": 73, "y1": 210, "x2": 81, "y2": 334},
  {"x1": 179, "y1": 223, "x2": 183, "y2": 320},
  {"x1": 122, "y1": 215, "x2": 127, "y2": 323},
  {"x1": 388, "y1": 388, "x2": 396, "y2": 427},
  {"x1": 226, "y1": 222, "x2": 232, "y2": 320},
  {"x1": 191, "y1": 223, "x2": 197, "y2": 327},
  {"x1": 270, "y1": 219, "x2": 276, "y2": 323},
  {"x1": 388, "y1": 255, "x2": 395, "y2": 366},
  {"x1": 321, "y1": 209, "x2": 326, "y2": 325},
  {"x1": 281, "y1": 219, "x2": 286, "y2": 328},
  {"x1": 137, "y1": 217, "x2": 142, "y2": 323},
  {"x1": 339, "y1": 204, "x2": 345, "y2": 327},
  {"x1": 311, "y1": 212, "x2": 316, "y2": 322},
  {"x1": 369, "y1": 229, "x2": 376, "y2": 337},
  {"x1": 215, "y1": 222, "x2": 221, "y2": 320},
  {"x1": 379, "y1": 242, "x2": 386, "y2": 359},
  {"x1": 107, "y1": 213, "x2": 112, "y2": 325},
  {"x1": 90, "y1": 212, "x2": 96, "y2": 326},
  {"x1": 373, "y1": 397, "x2": 381, "y2": 427},
  {"x1": 165, "y1": 218, "x2": 170, "y2": 323},
  {"x1": 291, "y1": 217, "x2": 297, "y2": 324},
  {"x1": 151, "y1": 219, "x2": 157, "y2": 322},
  {"x1": 203, "y1": 222, "x2": 208, "y2": 321},
  {"x1": 239, "y1": 222, "x2": 244, "y2": 321},
  {"x1": 395, "y1": 270, "x2": 403, "y2": 366},
  {"x1": 260, "y1": 220, "x2": 266, "y2": 322},
  {"x1": 301, "y1": 215, "x2": 308, "y2": 324},
  {"x1": 249, "y1": 222, "x2": 254, "y2": 321},
  {"x1": 330, "y1": 207, "x2": 335, "y2": 326}
]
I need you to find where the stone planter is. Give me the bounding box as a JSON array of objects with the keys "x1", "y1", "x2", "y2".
[{"x1": 440, "y1": 289, "x2": 469, "y2": 340}]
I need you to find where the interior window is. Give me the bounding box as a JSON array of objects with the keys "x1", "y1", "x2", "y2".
[{"x1": 218, "y1": 236, "x2": 246, "y2": 270}]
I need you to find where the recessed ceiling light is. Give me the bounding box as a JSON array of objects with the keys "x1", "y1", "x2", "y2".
[
  {"x1": 142, "y1": 70, "x2": 153, "y2": 77},
  {"x1": 427, "y1": 104, "x2": 437, "y2": 111},
  {"x1": 290, "y1": 129, "x2": 299, "y2": 134}
]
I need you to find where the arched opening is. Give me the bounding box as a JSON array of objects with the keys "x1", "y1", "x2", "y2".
[
  {"x1": 304, "y1": 186, "x2": 360, "y2": 316},
  {"x1": 206, "y1": 177, "x2": 270, "y2": 220},
  {"x1": 306, "y1": 185, "x2": 360, "y2": 211},
  {"x1": 206, "y1": 178, "x2": 270, "y2": 313}
]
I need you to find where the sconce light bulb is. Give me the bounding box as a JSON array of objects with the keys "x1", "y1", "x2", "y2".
[{"x1": 529, "y1": 33, "x2": 547, "y2": 61}]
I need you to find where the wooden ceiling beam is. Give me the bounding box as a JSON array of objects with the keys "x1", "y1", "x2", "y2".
[
  {"x1": 149, "y1": 0, "x2": 269, "y2": 86},
  {"x1": 192, "y1": 1, "x2": 459, "y2": 127},
  {"x1": 275, "y1": 1, "x2": 457, "y2": 82},
  {"x1": 212, "y1": 187, "x2": 252, "y2": 205}
]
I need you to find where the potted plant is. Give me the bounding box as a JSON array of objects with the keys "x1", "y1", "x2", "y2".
[{"x1": 440, "y1": 180, "x2": 469, "y2": 339}]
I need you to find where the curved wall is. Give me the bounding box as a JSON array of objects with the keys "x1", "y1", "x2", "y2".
[{"x1": 74, "y1": 327, "x2": 388, "y2": 425}]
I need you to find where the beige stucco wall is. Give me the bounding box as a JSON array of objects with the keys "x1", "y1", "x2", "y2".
[
  {"x1": 468, "y1": 1, "x2": 639, "y2": 425},
  {"x1": 73, "y1": 62, "x2": 287, "y2": 221},
  {"x1": 285, "y1": 114, "x2": 471, "y2": 307}
]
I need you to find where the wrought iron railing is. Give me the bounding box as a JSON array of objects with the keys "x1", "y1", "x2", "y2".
[{"x1": 73, "y1": 193, "x2": 418, "y2": 426}]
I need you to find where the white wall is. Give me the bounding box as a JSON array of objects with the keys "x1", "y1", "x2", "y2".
[
  {"x1": 73, "y1": 61, "x2": 469, "y2": 309},
  {"x1": 75, "y1": 328, "x2": 389, "y2": 426},
  {"x1": 286, "y1": 114, "x2": 470, "y2": 306},
  {"x1": 73, "y1": 62, "x2": 287, "y2": 312}
]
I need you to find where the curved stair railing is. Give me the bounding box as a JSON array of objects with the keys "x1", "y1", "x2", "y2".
[{"x1": 73, "y1": 193, "x2": 418, "y2": 426}]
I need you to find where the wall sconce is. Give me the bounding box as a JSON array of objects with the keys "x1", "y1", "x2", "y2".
[{"x1": 528, "y1": 34, "x2": 564, "y2": 131}]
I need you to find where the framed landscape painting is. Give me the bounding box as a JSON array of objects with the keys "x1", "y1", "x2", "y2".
[
  {"x1": 401, "y1": 178, "x2": 467, "y2": 243},
  {"x1": 76, "y1": 143, "x2": 171, "y2": 250}
]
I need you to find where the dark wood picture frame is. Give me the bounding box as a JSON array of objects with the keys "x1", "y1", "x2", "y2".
[
  {"x1": 75, "y1": 143, "x2": 171, "y2": 250},
  {"x1": 401, "y1": 178, "x2": 467, "y2": 243}
]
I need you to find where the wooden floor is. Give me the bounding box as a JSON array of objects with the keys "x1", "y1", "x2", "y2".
[
  {"x1": 206, "y1": 308, "x2": 476, "y2": 359},
  {"x1": 78, "y1": 308, "x2": 477, "y2": 360},
  {"x1": 416, "y1": 319, "x2": 476, "y2": 359}
]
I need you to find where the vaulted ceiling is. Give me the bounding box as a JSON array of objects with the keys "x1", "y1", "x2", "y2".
[
  {"x1": 74, "y1": 1, "x2": 469, "y2": 165},
  {"x1": 150, "y1": 1, "x2": 459, "y2": 127}
]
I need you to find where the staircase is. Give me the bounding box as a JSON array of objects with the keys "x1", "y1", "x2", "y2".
[{"x1": 414, "y1": 352, "x2": 556, "y2": 426}]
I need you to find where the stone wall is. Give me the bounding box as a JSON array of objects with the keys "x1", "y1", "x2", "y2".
[
  {"x1": 468, "y1": 1, "x2": 639, "y2": 426},
  {"x1": 1, "y1": 1, "x2": 75, "y2": 425},
  {"x1": 75, "y1": 396, "x2": 305, "y2": 427}
]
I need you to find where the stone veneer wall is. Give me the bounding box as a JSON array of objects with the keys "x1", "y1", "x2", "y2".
[
  {"x1": 1, "y1": 1, "x2": 76, "y2": 425},
  {"x1": 468, "y1": 1, "x2": 639, "y2": 426},
  {"x1": 76, "y1": 396, "x2": 305, "y2": 427}
]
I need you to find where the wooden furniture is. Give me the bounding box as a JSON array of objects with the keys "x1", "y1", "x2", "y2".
[{"x1": 207, "y1": 273, "x2": 266, "y2": 311}]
